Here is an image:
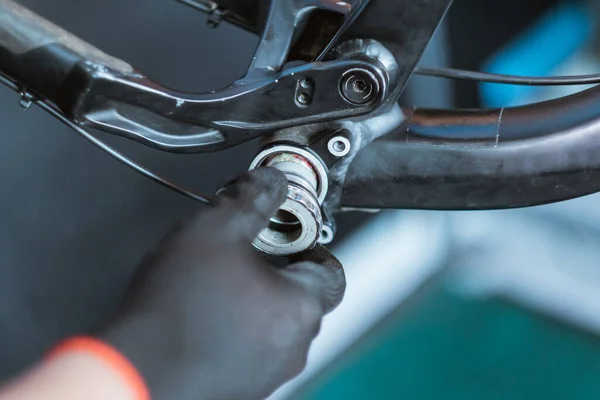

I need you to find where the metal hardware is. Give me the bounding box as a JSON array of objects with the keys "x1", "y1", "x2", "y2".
[
  {"x1": 318, "y1": 224, "x2": 334, "y2": 245},
  {"x1": 250, "y1": 146, "x2": 327, "y2": 255},
  {"x1": 19, "y1": 91, "x2": 34, "y2": 110},
  {"x1": 318, "y1": 208, "x2": 336, "y2": 245},
  {"x1": 339, "y1": 0, "x2": 453, "y2": 103},
  {"x1": 250, "y1": 145, "x2": 329, "y2": 204},
  {"x1": 254, "y1": 183, "x2": 322, "y2": 256},
  {"x1": 0, "y1": 0, "x2": 390, "y2": 153},
  {"x1": 295, "y1": 77, "x2": 315, "y2": 107},
  {"x1": 327, "y1": 135, "x2": 352, "y2": 158},
  {"x1": 340, "y1": 68, "x2": 379, "y2": 105},
  {"x1": 181, "y1": 0, "x2": 453, "y2": 102}
]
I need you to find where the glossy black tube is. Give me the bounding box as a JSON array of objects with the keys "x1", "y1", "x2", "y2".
[
  {"x1": 342, "y1": 84, "x2": 600, "y2": 210},
  {"x1": 404, "y1": 83, "x2": 600, "y2": 143},
  {"x1": 0, "y1": 0, "x2": 133, "y2": 101}
]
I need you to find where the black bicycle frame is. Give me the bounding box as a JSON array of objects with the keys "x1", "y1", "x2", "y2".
[
  {"x1": 343, "y1": 85, "x2": 600, "y2": 210},
  {"x1": 2, "y1": 0, "x2": 600, "y2": 211}
]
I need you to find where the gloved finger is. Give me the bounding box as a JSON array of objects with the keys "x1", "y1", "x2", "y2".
[
  {"x1": 284, "y1": 245, "x2": 346, "y2": 314},
  {"x1": 213, "y1": 168, "x2": 288, "y2": 243}
]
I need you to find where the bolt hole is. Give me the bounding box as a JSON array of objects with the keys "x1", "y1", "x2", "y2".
[
  {"x1": 332, "y1": 140, "x2": 346, "y2": 153},
  {"x1": 353, "y1": 79, "x2": 367, "y2": 93}
]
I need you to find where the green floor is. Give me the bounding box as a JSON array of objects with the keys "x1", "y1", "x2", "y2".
[{"x1": 297, "y1": 287, "x2": 600, "y2": 400}]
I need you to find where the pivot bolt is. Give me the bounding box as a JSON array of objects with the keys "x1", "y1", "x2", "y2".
[{"x1": 340, "y1": 68, "x2": 379, "y2": 105}]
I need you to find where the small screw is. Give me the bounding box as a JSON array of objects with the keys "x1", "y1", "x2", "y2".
[
  {"x1": 19, "y1": 91, "x2": 34, "y2": 110},
  {"x1": 327, "y1": 135, "x2": 351, "y2": 157},
  {"x1": 300, "y1": 78, "x2": 312, "y2": 89},
  {"x1": 295, "y1": 77, "x2": 315, "y2": 107},
  {"x1": 296, "y1": 92, "x2": 311, "y2": 106},
  {"x1": 340, "y1": 69, "x2": 378, "y2": 105}
]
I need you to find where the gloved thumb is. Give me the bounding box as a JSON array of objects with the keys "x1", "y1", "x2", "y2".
[{"x1": 212, "y1": 168, "x2": 288, "y2": 243}]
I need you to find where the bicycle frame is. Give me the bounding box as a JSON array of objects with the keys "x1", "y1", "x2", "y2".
[
  {"x1": 346, "y1": 92, "x2": 600, "y2": 209},
  {"x1": 2, "y1": 0, "x2": 600, "y2": 213}
]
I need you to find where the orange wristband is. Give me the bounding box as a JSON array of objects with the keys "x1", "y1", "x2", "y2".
[{"x1": 47, "y1": 337, "x2": 150, "y2": 400}]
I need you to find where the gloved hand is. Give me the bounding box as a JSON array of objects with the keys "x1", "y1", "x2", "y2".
[{"x1": 101, "y1": 168, "x2": 346, "y2": 400}]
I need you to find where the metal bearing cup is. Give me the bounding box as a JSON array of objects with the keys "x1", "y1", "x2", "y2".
[
  {"x1": 249, "y1": 146, "x2": 327, "y2": 256},
  {"x1": 254, "y1": 181, "x2": 322, "y2": 256}
]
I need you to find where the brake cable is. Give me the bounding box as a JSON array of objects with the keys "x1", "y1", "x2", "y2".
[
  {"x1": 415, "y1": 66, "x2": 600, "y2": 86},
  {"x1": 0, "y1": 72, "x2": 213, "y2": 205}
]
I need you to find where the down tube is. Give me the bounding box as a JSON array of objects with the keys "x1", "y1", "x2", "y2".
[{"x1": 340, "y1": 122, "x2": 600, "y2": 210}]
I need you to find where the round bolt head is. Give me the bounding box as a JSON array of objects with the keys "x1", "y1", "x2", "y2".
[
  {"x1": 327, "y1": 136, "x2": 351, "y2": 157},
  {"x1": 297, "y1": 92, "x2": 311, "y2": 106},
  {"x1": 340, "y1": 68, "x2": 379, "y2": 105},
  {"x1": 300, "y1": 78, "x2": 313, "y2": 89}
]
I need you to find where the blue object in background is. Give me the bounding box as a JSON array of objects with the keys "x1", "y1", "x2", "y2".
[
  {"x1": 480, "y1": 1, "x2": 593, "y2": 107},
  {"x1": 298, "y1": 290, "x2": 600, "y2": 400}
]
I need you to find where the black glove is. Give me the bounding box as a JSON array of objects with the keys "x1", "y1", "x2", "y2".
[{"x1": 101, "y1": 168, "x2": 346, "y2": 400}]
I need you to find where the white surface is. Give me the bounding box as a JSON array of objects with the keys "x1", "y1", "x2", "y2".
[{"x1": 447, "y1": 193, "x2": 600, "y2": 336}]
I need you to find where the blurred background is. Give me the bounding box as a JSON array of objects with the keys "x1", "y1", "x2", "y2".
[{"x1": 2, "y1": 1, "x2": 600, "y2": 399}]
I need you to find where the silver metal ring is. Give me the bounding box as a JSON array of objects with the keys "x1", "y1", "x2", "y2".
[
  {"x1": 249, "y1": 145, "x2": 329, "y2": 204},
  {"x1": 253, "y1": 183, "x2": 322, "y2": 256},
  {"x1": 327, "y1": 136, "x2": 352, "y2": 157},
  {"x1": 318, "y1": 224, "x2": 334, "y2": 245}
]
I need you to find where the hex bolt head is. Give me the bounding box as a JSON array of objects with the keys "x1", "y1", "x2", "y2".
[{"x1": 340, "y1": 68, "x2": 379, "y2": 105}]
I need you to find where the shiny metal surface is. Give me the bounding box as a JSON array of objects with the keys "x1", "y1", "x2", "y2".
[
  {"x1": 327, "y1": 136, "x2": 352, "y2": 158},
  {"x1": 253, "y1": 183, "x2": 322, "y2": 256},
  {"x1": 250, "y1": 145, "x2": 329, "y2": 204},
  {"x1": 250, "y1": 146, "x2": 326, "y2": 255},
  {"x1": 338, "y1": 0, "x2": 454, "y2": 103}
]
